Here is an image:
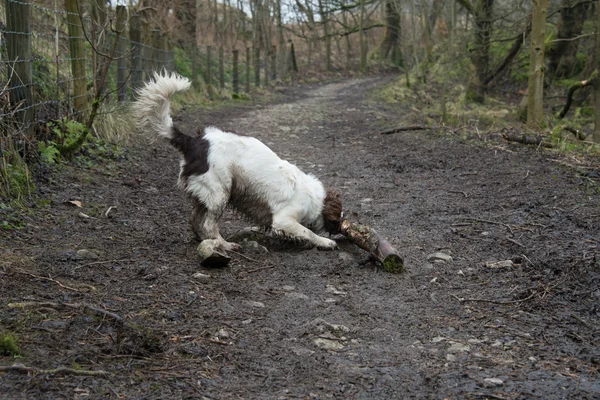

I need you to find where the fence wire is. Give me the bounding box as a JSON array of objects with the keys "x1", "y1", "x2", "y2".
[{"x1": 0, "y1": 0, "x2": 175, "y2": 140}]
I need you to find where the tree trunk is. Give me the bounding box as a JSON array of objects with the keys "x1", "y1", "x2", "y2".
[
  {"x1": 65, "y1": 0, "x2": 88, "y2": 115},
  {"x1": 527, "y1": 0, "x2": 549, "y2": 128},
  {"x1": 359, "y1": 0, "x2": 367, "y2": 72},
  {"x1": 377, "y1": 0, "x2": 403, "y2": 66},
  {"x1": 116, "y1": 5, "x2": 127, "y2": 102},
  {"x1": 318, "y1": 0, "x2": 332, "y2": 70},
  {"x1": 466, "y1": 0, "x2": 494, "y2": 103},
  {"x1": 428, "y1": 0, "x2": 445, "y2": 35},
  {"x1": 547, "y1": 0, "x2": 587, "y2": 80},
  {"x1": 594, "y1": 2, "x2": 600, "y2": 143},
  {"x1": 90, "y1": 0, "x2": 108, "y2": 97}
]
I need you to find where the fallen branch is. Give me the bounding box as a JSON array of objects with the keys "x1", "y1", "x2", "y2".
[
  {"x1": 340, "y1": 219, "x2": 403, "y2": 273},
  {"x1": 484, "y1": 15, "x2": 532, "y2": 87},
  {"x1": 0, "y1": 363, "x2": 109, "y2": 377},
  {"x1": 8, "y1": 301, "x2": 124, "y2": 323},
  {"x1": 379, "y1": 125, "x2": 434, "y2": 135},
  {"x1": 557, "y1": 73, "x2": 596, "y2": 119},
  {"x1": 501, "y1": 131, "x2": 553, "y2": 148},
  {"x1": 7, "y1": 301, "x2": 163, "y2": 354},
  {"x1": 563, "y1": 126, "x2": 589, "y2": 140}
]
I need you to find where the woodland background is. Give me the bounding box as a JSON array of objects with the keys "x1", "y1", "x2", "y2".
[{"x1": 1, "y1": 0, "x2": 600, "y2": 201}]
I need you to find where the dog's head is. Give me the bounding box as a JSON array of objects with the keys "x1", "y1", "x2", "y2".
[{"x1": 322, "y1": 190, "x2": 343, "y2": 234}]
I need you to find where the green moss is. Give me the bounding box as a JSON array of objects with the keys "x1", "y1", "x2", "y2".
[
  {"x1": 0, "y1": 332, "x2": 22, "y2": 356},
  {"x1": 383, "y1": 255, "x2": 404, "y2": 274},
  {"x1": 0, "y1": 152, "x2": 34, "y2": 201}
]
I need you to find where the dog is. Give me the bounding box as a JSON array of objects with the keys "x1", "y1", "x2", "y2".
[{"x1": 132, "y1": 72, "x2": 342, "y2": 251}]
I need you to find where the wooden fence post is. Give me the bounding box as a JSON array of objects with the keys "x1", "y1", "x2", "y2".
[
  {"x1": 65, "y1": 0, "x2": 88, "y2": 115},
  {"x1": 271, "y1": 45, "x2": 277, "y2": 81},
  {"x1": 166, "y1": 39, "x2": 175, "y2": 72},
  {"x1": 206, "y1": 46, "x2": 213, "y2": 92},
  {"x1": 129, "y1": 13, "x2": 143, "y2": 89},
  {"x1": 116, "y1": 5, "x2": 127, "y2": 101},
  {"x1": 192, "y1": 45, "x2": 199, "y2": 88},
  {"x1": 264, "y1": 48, "x2": 269, "y2": 86},
  {"x1": 141, "y1": 15, "x2": 151, "y2": 79},
  {"x1": 90, "y1": 0, "x2": 108, "y2": 96},
  {"x1": 254, "y1": 47, "x2": 260, "y2": 87},
  {"x1": 160, "y1": 34, "x2": 169, "y2": 71},
  {"x1": 152, "y1": 29, "x2": 161, "y2": 71},
  {"x1": 289, "y1": 40, "x2": 298, "y2": 73},
  {"x1": 219, "y1": 47, "x2": 224, "y2": 89},
  {"x1": 245, "y1": 47, "x2": 250, "y2": 93},
  {"x1": 4, "y1": 0, "x2": 34, "y2": 129},
  {"x1": 232, "y1": 49, "x2": 239, "y2": 95}
]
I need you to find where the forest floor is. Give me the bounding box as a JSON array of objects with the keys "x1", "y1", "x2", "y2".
[{"x1": 1, "y1": 76, "x2": 600, "y2": 399}]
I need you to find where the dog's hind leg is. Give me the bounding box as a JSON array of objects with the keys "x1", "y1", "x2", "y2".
[{"x1": 190, "y1": 199, "x2": 239, "y2": 251}]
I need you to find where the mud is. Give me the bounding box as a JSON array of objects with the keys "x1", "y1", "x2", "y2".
[{"x1": 1, "y1": 77, "x2": 599, "y2": 399}]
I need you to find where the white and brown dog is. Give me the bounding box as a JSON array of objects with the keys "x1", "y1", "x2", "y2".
[{"x1": 133, "y1": 72, "x2": 342, "y2": 251}]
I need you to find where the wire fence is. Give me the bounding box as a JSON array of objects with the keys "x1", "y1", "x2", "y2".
[
  {"x1": 0, "y1": 0, "x2": 292, "y2": 171},
  {"x1": 0, "y1": 0, "x2": 177, "y2": 140}
]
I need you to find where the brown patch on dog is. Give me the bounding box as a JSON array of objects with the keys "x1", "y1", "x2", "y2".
[
  {"x1": 322, "y1": 190, "x2": 342, "y2": 234},
  {"x1": 229, "y1": 166, "x2": 273, "y2": 227},
  {"x1": 169, "y1": 126, "x2": 211, "y2": 179}
]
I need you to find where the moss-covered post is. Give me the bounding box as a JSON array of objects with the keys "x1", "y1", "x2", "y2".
[
  {"x1": 116, "y1": 5, "x2": 128, "y2": 101},
  {"x1": 65, "y1": 0, "x2": 88, "y2": 116},
  {"x1": 245, "y1": 47, "x2": 251, "y2": 93},
  {"x1": 4, "y1": 0, "x2": 34, "y2": 130},
  {"x1": 130, "y1": 13, "x2": 143, "y2": 89},
  {"x1": 232, "y1": 49, "x2": 239, "y2": 95},
  {"x1": 219, "y1": 46, "x2": 225, "y2": 89}
]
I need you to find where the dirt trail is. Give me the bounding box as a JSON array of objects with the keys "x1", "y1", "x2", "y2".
[{"x1": 1, "y1": 77, "x2": 599, "y2": 399}]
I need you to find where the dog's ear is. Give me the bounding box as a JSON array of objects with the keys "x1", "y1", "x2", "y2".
[{"x1": 322, "y1": 190, "x2": 343, "y2": 234}]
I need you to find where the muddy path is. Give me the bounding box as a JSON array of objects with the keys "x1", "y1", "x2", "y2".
[{"x1": 1, "y1": 77, "x2": 599, "y2": 399}]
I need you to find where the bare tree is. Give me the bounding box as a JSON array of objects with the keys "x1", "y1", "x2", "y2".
[{"x1": 526, "y1": 0, "x2": 549, "y2": 128}]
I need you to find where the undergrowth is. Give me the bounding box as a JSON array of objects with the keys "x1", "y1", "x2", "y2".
[{"x1": 0, "y1": 332, "x2": 22, "y2": 357}]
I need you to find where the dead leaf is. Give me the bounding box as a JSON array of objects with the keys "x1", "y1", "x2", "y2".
[{"x1": 66, "y1": 200, "x2": 83, "y2": 208}]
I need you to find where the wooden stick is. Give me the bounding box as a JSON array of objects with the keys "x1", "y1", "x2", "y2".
[
  {"x1": 340, "y1": 219, "x2": 404, "y2": 273},
  {"x1": 379, "y1": 125, "x2": 433, "y2": 135}
]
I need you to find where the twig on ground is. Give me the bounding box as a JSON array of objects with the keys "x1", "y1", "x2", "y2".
[
  {"x1": 506, "y1": 237, "x2": 526, "y2": 248},
  {"x1": 13, "y1": 268, "x2": 84, "y2": 292},
  {"x1": 229, "y1": 250, "x2": 261, "y2": 263},
  {"x1": 74, "y1": 258, "x2": 139, "y2": 270},
  {"x1": 448, "y1": 190, "x2": 469, "y2": 198},
  {"x1": 459, "y1": 291, "x2": 538, "y2": 305},
  {"x1": 243, "y1": 265, "x2": 277, "y2": 274},
  {"x1": 460, "y1": 217, "x2": 514, "y2": 234},
  {"x1": 0, "y1": 363, "x2": 109, "y2": 377}
]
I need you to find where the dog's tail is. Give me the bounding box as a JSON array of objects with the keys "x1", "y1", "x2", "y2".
[{"x1": 132, "y1": 71, "x2": 191, "y2": 140}]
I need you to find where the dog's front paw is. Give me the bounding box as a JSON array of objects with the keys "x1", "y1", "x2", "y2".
[
  {"x1": 317, "y1": 238, "x2": 337, "y2": 250},
  {"x1": 220, "y1": 241, "x2": 241, "y2": 252}
]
